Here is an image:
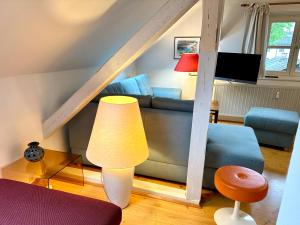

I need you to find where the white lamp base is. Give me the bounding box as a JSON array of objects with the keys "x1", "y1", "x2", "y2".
[
  {"x1": 214, "y1": 201, "x2": 256, "y2": 225},
  {"x1": 102, "y1": 167, "x2": 134, "y2": 209}
]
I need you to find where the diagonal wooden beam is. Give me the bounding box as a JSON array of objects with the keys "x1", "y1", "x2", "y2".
[
  {"x1": 43, "y1": 0, "x2": 198, "y2": 138},
  {"x1": 186, "y1": 0, "x2": 224, "y2": 202}
]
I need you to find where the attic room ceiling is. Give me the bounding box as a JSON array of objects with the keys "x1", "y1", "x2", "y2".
[{"x1": 0, "y1": 0, "x2": 168, "y2": 77}]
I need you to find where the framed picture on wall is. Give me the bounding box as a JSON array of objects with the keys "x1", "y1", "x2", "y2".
[{"x1": 174, "y1": 36, "x2": 200, "y2": 59}]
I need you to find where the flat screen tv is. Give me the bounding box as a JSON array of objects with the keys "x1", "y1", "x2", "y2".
[{"x1": 215, "y1": 52, "x2": 261, "y2": 84}]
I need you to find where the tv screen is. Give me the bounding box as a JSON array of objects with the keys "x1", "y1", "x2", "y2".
[{"x1": 215, "y1": 52, "x2": 261, "y2": 84}]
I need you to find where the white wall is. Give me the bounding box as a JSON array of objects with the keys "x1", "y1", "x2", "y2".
[
  {"x1": 114, "y1": 63, "x2": 137, "y2": 82},
  {"x1": 134, "y1": 1, "x2": 202, "y2": 100},
  {"x1": 219, "y1": 1, "x2": 246, "y2": 53},
  {"x1": 277, "y1": 122, "x2": 300, "y2": 225},
  {"x1": 0, "y1": 67, "x2": 99, "y2": 169},
  {"x1": 0, "y1": 0, "x2": 167, "y2": 76}
]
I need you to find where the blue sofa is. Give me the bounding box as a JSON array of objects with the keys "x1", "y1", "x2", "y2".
[
  {"x1": 68, "y1": 97, "x2": 264, "y2": 189},
  {"x1": 102, "y1": 74, "x2": 182, "y2": 99},
  {"x1": 245, "y1": 107, "x2": 299, "y2": 149}
]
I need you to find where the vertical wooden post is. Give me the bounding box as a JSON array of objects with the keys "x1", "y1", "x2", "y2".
[{"x1": 186, "y1": 0, "x2": 224, "y2": 202}]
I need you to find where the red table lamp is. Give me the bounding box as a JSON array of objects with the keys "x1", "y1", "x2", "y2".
[{"x1": 175, "y1": 53, "x2": 199, "y2": 76}]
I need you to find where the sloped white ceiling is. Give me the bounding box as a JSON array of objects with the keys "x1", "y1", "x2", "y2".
[{"x1": 0, "y1": 0, "x2": 167, "y2": 77}]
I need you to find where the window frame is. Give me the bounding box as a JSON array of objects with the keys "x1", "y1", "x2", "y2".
[
  {"x1": 290, "y1": 18, "x2": 300, "y2": 77},
  {"x1": 265, "y1": 16, "x2": 300, "y2": 79}
]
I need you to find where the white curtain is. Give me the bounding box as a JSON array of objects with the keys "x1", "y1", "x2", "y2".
[{"x1": 242, "y1": 3, "x2": 270, "y2": 75}]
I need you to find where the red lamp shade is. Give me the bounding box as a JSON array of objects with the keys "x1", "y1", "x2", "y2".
[{"x1": 175, "y1": 53, "x2": 199, "y2": 72}]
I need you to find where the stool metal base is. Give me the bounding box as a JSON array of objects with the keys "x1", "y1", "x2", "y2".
[{"x1": 214, "y1": 208, "x2": 256, "y2": 225}]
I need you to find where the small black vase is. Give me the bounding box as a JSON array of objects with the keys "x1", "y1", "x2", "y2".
[{"x1": 24, "y1": 142, "x2": 45, "y2": 162}]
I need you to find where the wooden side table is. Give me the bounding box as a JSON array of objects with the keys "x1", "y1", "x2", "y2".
[
  {"x1": 2, "y1": 149, "x2": 84, "y2": 189},
  {"x1": 210, "y1": 100, "x2": 219, "y2": 123}
]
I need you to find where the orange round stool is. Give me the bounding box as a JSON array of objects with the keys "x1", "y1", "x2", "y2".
[{"x1": 214, "y1": 166, "x2": 268, "y2": 225}]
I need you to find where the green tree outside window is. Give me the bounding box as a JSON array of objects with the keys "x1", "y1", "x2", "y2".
[{"x1": 269, "y1": 22, "x2": 295, "y2": 46}]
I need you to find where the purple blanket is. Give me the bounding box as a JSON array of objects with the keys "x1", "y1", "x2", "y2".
[{"x1": 0, "y1": 179, "x2": 121, "y2": 225}]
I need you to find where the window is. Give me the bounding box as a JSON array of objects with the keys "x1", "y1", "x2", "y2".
[{"x1": 265, "y1": 17, "x2": 300, "y2": 78}]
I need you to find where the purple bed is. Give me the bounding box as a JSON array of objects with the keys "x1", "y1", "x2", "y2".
[{"x1": 0, "y1": 179, "x2": 122, "y2": 225}]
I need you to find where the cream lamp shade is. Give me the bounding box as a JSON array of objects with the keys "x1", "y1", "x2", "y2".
[{"x1": 86, "y1": 96, "x2": 149, "y2": 169}]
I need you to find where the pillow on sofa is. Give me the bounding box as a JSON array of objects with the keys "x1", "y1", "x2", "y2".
[
  {"x1": 120, "y1": 77, "x2": 141, "y2": 95},
  {"x1": 152, "y1": 97, "x2": 194, "y2": 112},
  {"x1": 152, "y1": 87, "x2": 182, "y2": 100},
  {"x1": 101, "y1": 82, "x2": 124, "y2": 94},
  {"x1": 134, "y1": 74, "x2": 154, "y2": 96}
]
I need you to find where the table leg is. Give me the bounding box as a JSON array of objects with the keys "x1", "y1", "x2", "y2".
[{"x1": 214, "y1": 110, "x2": 219, "y2": 123}]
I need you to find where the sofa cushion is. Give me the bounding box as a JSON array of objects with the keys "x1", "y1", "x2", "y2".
[
  {"x1": 92, "y1": 93, "x2": 152, "y2": 108},
  {"x1": 101, "y1": 82, "x2": 124, "y2": 94},
  {"x1": 123, "y1": 94, "x2": 152, "y2": 108},
  {"x1": 120, "y1": 77, "x2": 141, "y2": 95},
  {"x1": 245, "y1": 107, "x2": 299, "y2": 135},
  {"x1": 152, "y1": 97, "x2": 194, "y2": 112},
  {"x1": 136, "y1": 160, "x2": 188, "y2": 184},
  {"x1": 206, "y1": 123, "x2": 264, "y2": 174},
  {"x1": 134, "y1": 74, "x2": 154, "y2": 96},
  {"x1": 152, "y1": 87, "x2": 182, "y2": 99},
  {"x1": 252, "y1": 128, "x2": 295, "y2": 148}
]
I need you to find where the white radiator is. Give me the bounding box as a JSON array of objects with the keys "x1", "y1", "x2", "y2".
[{"x1": 214, "y1": 83, "x2": 300, "y2": 118}]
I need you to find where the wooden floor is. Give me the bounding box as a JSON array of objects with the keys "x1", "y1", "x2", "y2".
[{"x1": 51, "y1": 129, "x2": 292, "y2": 225}]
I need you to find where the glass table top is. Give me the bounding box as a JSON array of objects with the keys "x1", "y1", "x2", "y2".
[{"x1": 2, "y1": 149, "x2": 83, "y2": 188}]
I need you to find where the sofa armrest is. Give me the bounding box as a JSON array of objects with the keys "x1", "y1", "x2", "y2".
[{"x1": 152, "y1": 87, "x2": 182, "y2": 99}]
